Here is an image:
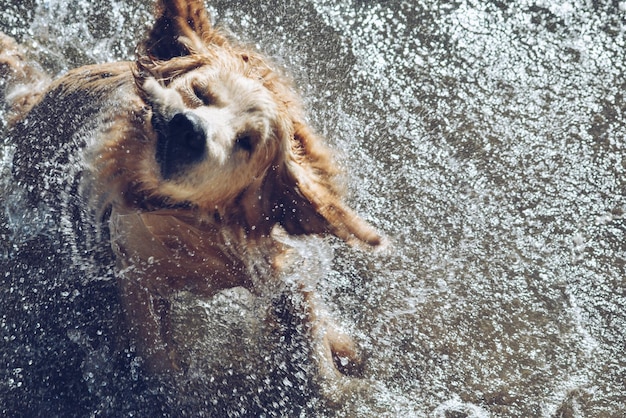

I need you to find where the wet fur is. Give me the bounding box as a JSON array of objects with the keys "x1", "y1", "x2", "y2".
[{"x1": 1, "y1": 0, "x2": 382, "y2": 380}]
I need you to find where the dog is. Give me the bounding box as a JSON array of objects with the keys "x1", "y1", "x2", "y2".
[{"x1": 1, "y1": 0, "x2": 383, "y2": 381}]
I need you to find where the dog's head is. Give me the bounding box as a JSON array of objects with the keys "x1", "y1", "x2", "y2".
[
  {"x1": 124, "y1": 0, "x2": 382, "y2": 248},
  {"x1": 135, "y1": 59, "x2": 285, "y2": 209}
]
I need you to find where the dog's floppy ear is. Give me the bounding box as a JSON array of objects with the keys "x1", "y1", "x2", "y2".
[
  {"x1": 270, "y1": 122, "x2": 383, "y2": 249},
  {"x1": 141, "y1": 0, "x2": 224, "y2": 60}
]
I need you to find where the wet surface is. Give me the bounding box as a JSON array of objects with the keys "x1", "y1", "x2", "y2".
[{"x1": 1, "y1": 0, "x2": 625, "y2": 416}]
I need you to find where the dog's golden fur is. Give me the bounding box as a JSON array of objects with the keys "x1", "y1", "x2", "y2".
[{"x1": 1, "y1": 0, "x2": 382, "y2": 379}]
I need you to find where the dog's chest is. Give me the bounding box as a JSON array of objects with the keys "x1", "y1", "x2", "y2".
[{"x1": 109, "y1": 209, "x2": 263, "y2": 296}]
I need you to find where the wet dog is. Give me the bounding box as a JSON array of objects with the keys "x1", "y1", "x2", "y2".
[{"x1": 1, "y1": 0, "x2": 382, "y2": 380}]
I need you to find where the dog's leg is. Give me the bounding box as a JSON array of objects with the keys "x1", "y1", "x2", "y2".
[
  {"x1": 117, "y1": 273, "x2": 179, "y2": 374},
  {"x1": 270, "y1": 285, "x2": 364, "y2": 381},
  {"x1": 0, "y1": 33, "x2": 26, "y2": 81},
  {"x1": 0, "y1": 33, "x2": 49, "y2": 123},
  {"x1": 300, "y1": 289, "x2": 364, "y2": 379}
]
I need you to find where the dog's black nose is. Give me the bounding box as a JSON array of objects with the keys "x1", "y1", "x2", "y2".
[
  {"x1": 169, "y1": 113, "x2": 206, "y2": 153},
  {"x1": 156, "y1": 112, "x2": 206, "y2": 179}
]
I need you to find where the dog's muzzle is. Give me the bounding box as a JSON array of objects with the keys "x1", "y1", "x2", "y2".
[{"x1": 155, "y1": 112, "x2": 206, "y2": 180}]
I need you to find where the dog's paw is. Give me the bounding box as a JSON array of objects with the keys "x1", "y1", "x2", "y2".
[
  {"x1": 326, "y1": 328, "x2": 365, "y2": 377},
  {"x1": 0, "y1": 34, "x2": 23, "y2": 81}
]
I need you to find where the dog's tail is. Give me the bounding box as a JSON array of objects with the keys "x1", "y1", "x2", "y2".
[{"x1": 0, "y1": 33, "x2": 50, "y2": 125}]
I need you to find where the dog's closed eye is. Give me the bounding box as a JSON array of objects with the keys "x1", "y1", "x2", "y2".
[
  {"x1": 192, "y1": 83, "x2": 217, "y2": 106},
  {"x1": 235, "y1": 133, "x2": 255, "y2": 153}
]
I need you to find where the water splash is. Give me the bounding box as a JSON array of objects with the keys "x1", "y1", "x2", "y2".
[{"x1": 1, "y1": 0, "x2": 625, "y2": 416}]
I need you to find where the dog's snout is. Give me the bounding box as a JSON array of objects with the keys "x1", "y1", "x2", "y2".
[
  {"x1": 169, "y1": 113, "x2": 205, "y2": 153},
  {"x1": 156, "y1": 112, "x2": 206, "y2": 180}
]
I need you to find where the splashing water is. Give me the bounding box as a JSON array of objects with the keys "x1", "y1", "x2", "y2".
[{"x1": 1, "y1": 0, "x2": 625, "y2": 416}]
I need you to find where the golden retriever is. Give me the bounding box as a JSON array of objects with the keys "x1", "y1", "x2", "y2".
[{"x1": 1, "y1": 0, "x2": 383, "y2": 381}]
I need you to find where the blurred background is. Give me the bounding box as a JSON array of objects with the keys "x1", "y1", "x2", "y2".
[{"x1": 1, "y1": 0, "x2": 624, "y2": 416}]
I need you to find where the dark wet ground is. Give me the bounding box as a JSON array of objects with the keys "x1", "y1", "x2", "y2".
[{"x1": 1, "y1": 0, "x2": 625, "y2": 416}]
